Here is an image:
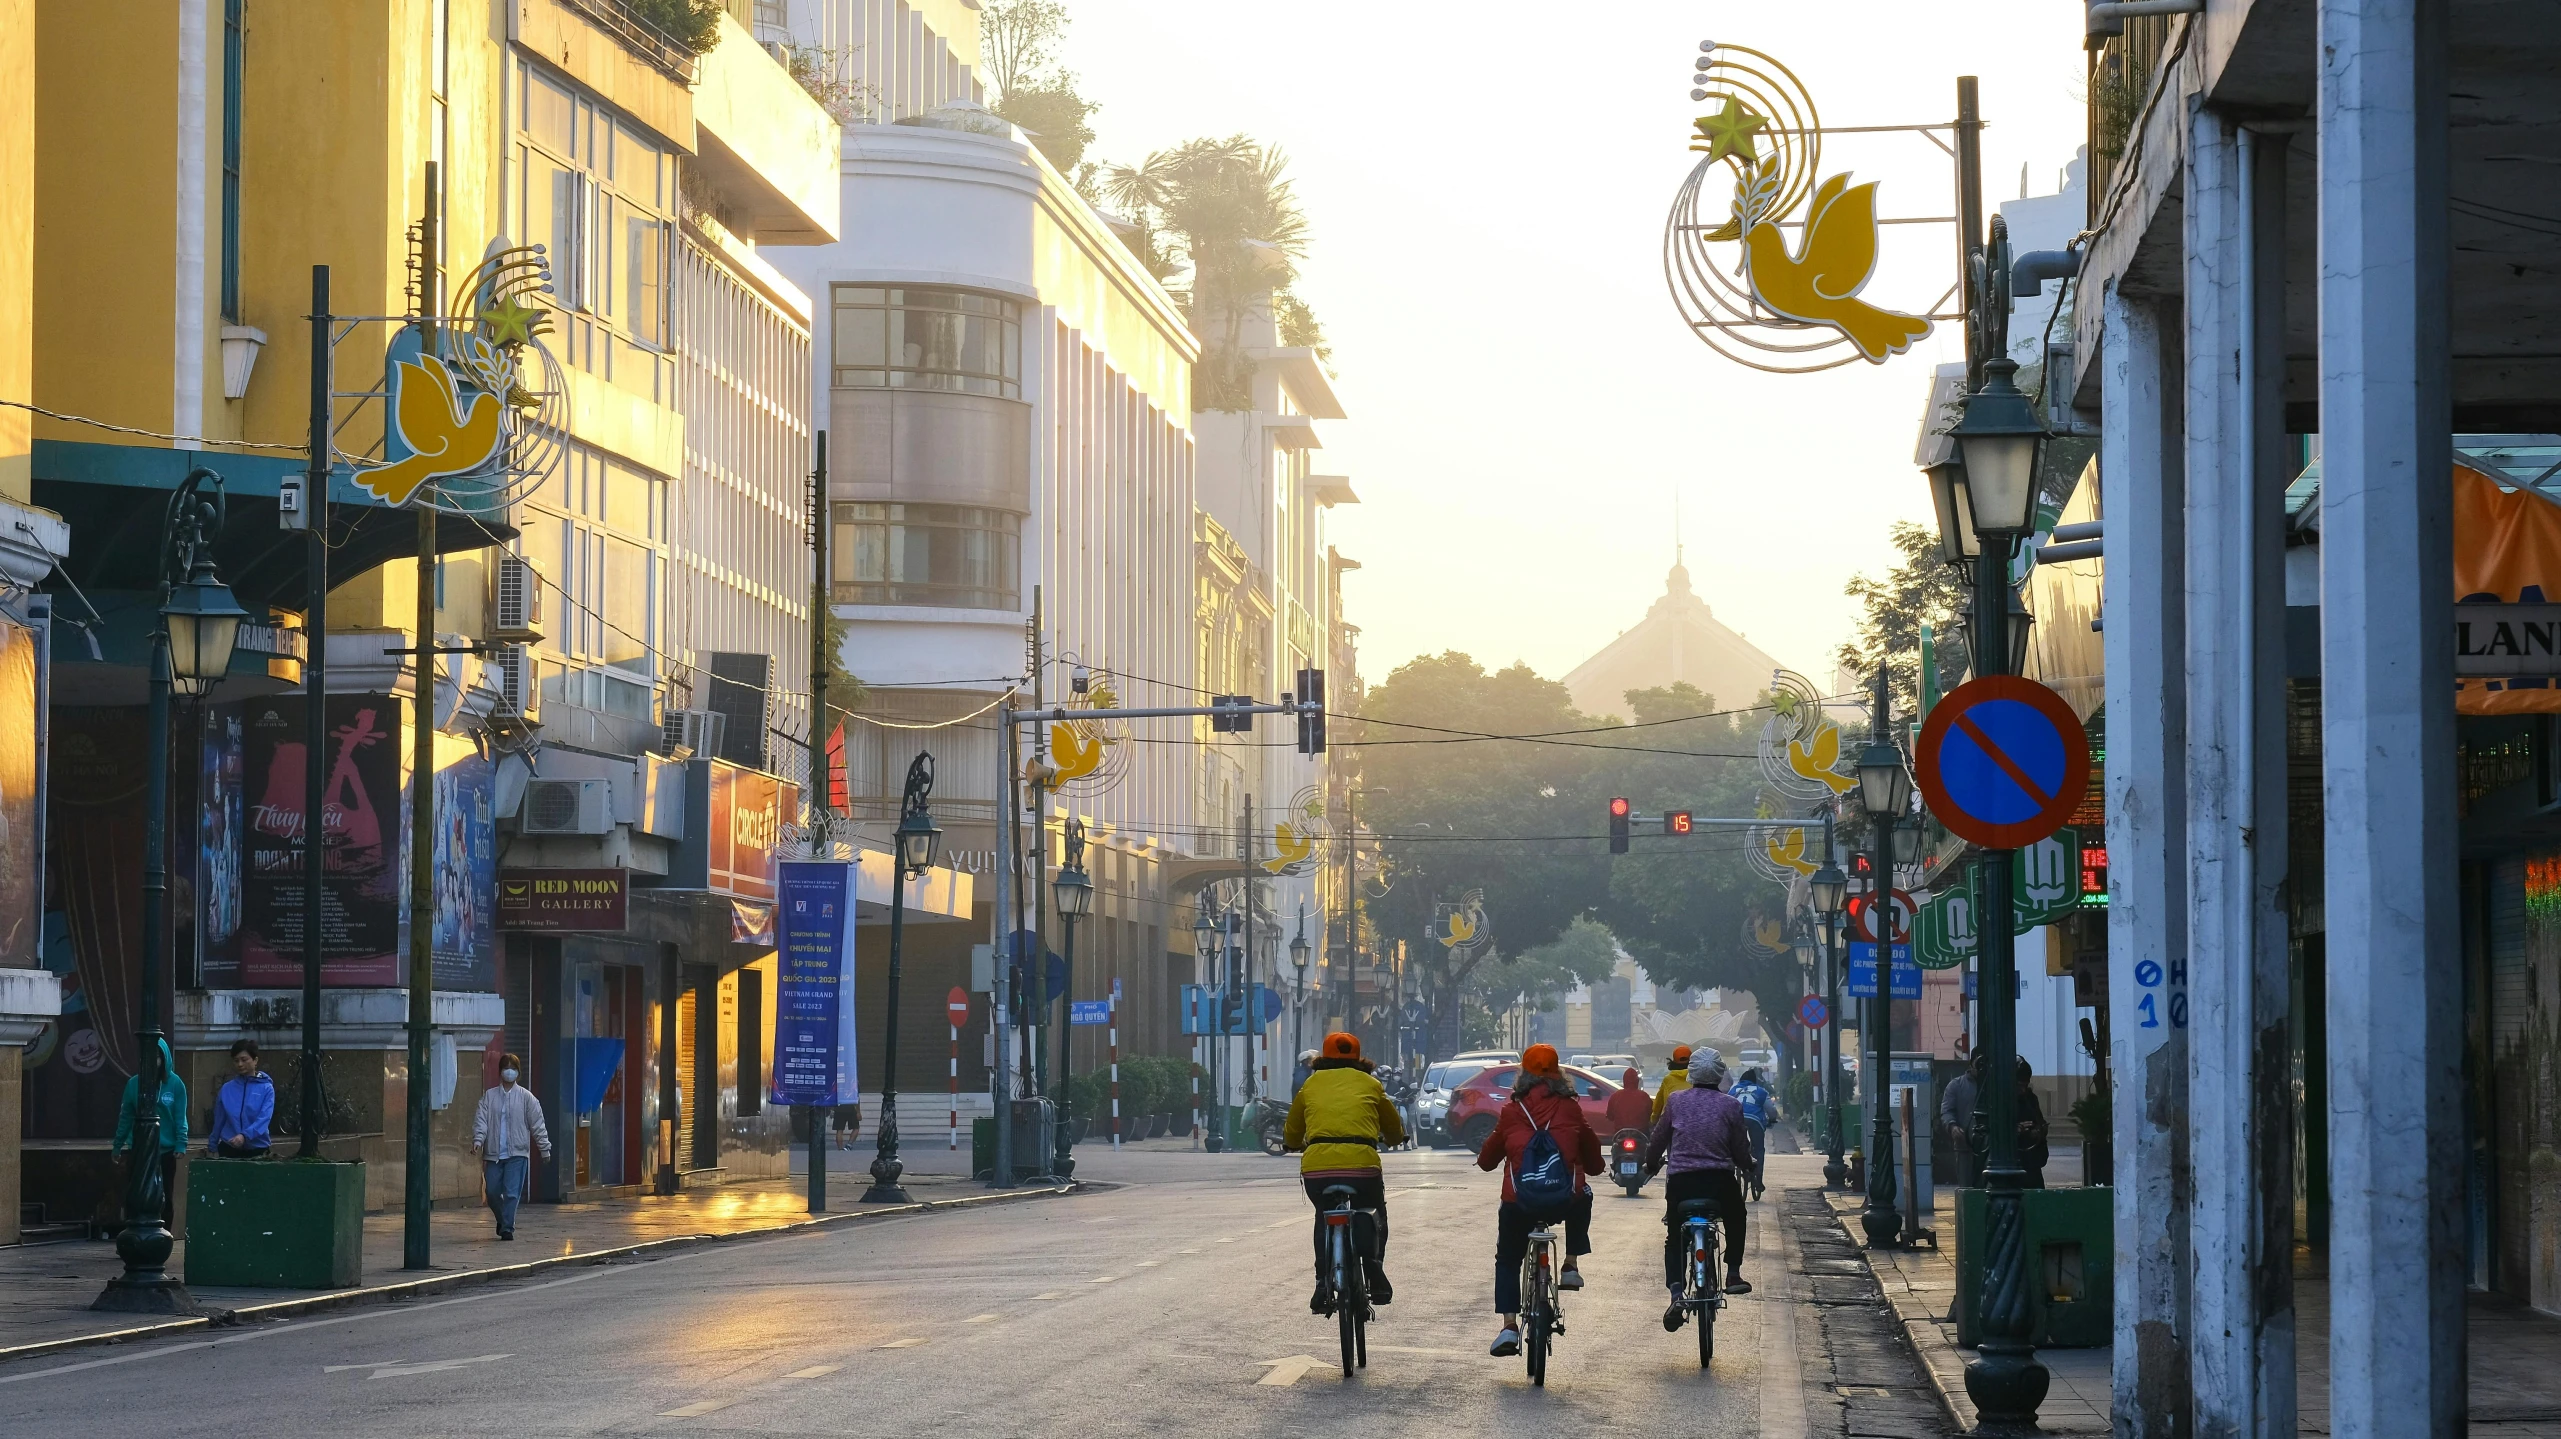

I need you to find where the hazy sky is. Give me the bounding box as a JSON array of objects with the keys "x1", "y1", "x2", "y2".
[{"x1": 1063, "y1": 1, "x2": 2091, "y2": 697}]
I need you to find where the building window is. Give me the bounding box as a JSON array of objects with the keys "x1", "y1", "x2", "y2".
[
  {"x1": 833, "y1": 502, "x2": 1020, "y2": 609},
  {"x1": 517, "y1": 61, "x2": 671, "y2": 350},
  {"x1": 830, "y1": 286, "x2": 1022, "y2": 399},
  {"x1": 220, "y1": 0, "x2": 244, "y2": 323}
]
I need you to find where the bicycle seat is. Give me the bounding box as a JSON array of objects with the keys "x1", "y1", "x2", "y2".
[
  {"x1": 1676, "y1": 1199, "x2": 1718, "y2": 1220},
  {"x1": 1319, "y1": 1185, "x2": 1359, "y2": 1202}
]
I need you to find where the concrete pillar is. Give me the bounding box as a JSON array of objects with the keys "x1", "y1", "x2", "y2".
[
  {"x1": 2316, "y1": 2, "x2": 2461, "y2": 1433},
  {"x1": 2181, "y1": 102, "x2": 2298, "y2": 1439},
  {"x1": 2103, "y1": 282, "x2": 2192, "y2": 1439}
]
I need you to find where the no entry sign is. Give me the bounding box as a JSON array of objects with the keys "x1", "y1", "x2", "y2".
[
  {"x1": 1915, "y1": 676, "x2": 2093, "y2": 849},
  {"x1": 947, "y1": 987, "x2": 971, "y2": 1027}
]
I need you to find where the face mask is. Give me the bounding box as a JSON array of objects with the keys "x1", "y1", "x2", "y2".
[{"x1": 501, "y1": 1068, "x2": 519, "y2": 1083}]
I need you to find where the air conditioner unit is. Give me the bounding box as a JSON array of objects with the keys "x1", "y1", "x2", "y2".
[
  {"x1": 659, "y1": 707, "x2": 726, "y2": 760},
  {"x1": 520, "y1": 778, "x2": 612, "y2": 836},
  {"x1": 492, "y1": 554, "x2": 545, "y2": 645},
  {"x1": 491, "y1": 643, "x2": 541, "y2": 720}
]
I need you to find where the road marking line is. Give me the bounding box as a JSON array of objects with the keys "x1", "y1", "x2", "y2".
[
  {"x1": 1030, "y1": 1292, "x2": 1067, "y2": 1300},
  {"x1": 961, "y1": 1313, "x2": 1002, "y2": 1323},
  {"x1": 1134, "y1": 1260, "x2": 1161, "y2": 1268},
  {"x1": 784, "y1": 1365, "x2": 840, "y2": 1378},
  {"x1": 659, "y1": 1398, "x2": 738, "y2": 1417},
  {"x1": 1214, "y1": 1237, "x2": 1235, "y2": 1244},
  {"x1": 362, "y1": 1353, "x2": 510, "y2": 1379},
  {"x1": 1087, "y1": 1275, "x2": 1117, "y2": 1284},
  {"x1": 1256, "y1": 1354, "x2": 1327, "y2": 1387},
  {"x1": 1178, "y1": 1248, "x2": 1201, "y2": 1255},
  {"x1": 879, "y1": 1339, "x2": 927, "y2": 1349},
  {"x1": 323, "y1": 1360, "x2": 405, "y2": 1373}
]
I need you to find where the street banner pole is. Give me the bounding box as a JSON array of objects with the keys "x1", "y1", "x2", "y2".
[
  {"x1": 403, "y1": 165, "x2": 439, "y2": 1273},
  {"x1": 1109, "y1": 986, "x2": 1122, "y2": 1150},
  {"x1": 948, "y1": 1018, "x2": 958, "y2": 1150}
]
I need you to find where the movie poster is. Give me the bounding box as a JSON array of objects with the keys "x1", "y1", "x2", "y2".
[
  {"x1": 230, "y1": 694, "x2": 406, "y2": 986},
  {"x1": 0, "y1": 615, "x2": 39, "y2": 967},
  {"x1": 430, "y1": 730, "x2": 497, "y2": 990}
]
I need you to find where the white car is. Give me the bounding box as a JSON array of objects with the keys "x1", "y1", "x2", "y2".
[{"x1": 1418, "y1": 1059, "x2": 1499, "y2": 1145}]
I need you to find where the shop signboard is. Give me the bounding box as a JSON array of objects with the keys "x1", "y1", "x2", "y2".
[
  {"x1": 771, "y1": 859, "x2": 860, "y2": 1107},
  {"x1": 1911, "y1": 829, "x2": 2086, "y2": 970},
  {"x1": 497, "y1": 867, "x2": 630, "y2": 931},
  {"x1": 673, "y1": 758, "x2": 799, "y2": 903}
]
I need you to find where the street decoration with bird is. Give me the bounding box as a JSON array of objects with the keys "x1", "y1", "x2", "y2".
[
  {"x1": 1262, "y1": 785, "x2": 1329, "y2": 876},
  {"x1": 1664, "y1": 40, "x2": 1955, "y2": 372}
]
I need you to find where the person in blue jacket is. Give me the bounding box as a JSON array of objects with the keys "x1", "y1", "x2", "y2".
[{"x1": 207, "y1": 1039, "x2": 275, "y2": 1158}]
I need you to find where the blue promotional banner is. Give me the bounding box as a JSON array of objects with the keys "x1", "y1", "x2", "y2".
[
  {"x1": 771, "y1": 860, "x2": 860, "y2": 1107},
  {"x1": 1845, "y1": 941, "x2": 1921, "y2": 1000}
]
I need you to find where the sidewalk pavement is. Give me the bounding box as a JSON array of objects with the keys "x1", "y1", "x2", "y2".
[
  {"x1": 1828, "y1": 1179, "x2": 2561, "y2": 1435},
  {"x1": 0, "y1": 1160, "x2": 1085, "y2": 1363}
]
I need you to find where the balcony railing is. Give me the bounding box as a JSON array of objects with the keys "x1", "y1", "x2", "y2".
[
  {"x1": 2086, "y1": 14, "x2": 2174, "y2": 226},
  {"x1": 558, "y1": 0, "x2": 701, "y2": 86}
]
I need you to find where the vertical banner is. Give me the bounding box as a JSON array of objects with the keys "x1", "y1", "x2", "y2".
[
  {"x1": 771, "y1": 859, "x2": 859, "y2": 1107},
  {"x1": 229, "y1": 693, "x2": 406, "y2": 984},
  {"x1": 0, "y1": 615, "x2": 42, "y2": 966}
]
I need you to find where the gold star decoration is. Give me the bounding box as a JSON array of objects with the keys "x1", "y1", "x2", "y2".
[
  {"x1": 1691, "y1": 95, "x2": 1769, "y2": 166},
  {"x1": 476, "y1": 295, "x2": 546, "y2": 348}
]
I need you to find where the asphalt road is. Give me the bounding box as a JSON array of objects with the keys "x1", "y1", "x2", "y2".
[{"x1": 0, "y1": 1147, "x2": 1826, "y2": 1438}]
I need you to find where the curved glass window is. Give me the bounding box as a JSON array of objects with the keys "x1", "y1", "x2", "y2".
[
  {"x1": 833, "y1": 503, "x2": 1020, "y2": 609},
  {"x1": 830, "y1": 286, "x2": 1023, "y2": 399}
]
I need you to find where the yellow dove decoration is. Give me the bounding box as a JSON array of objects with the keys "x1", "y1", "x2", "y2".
[
  {"x1": 1441, "y1": 907, "x2": 1478, "y2": 949},
  {"x1": 1263, "y1": 822, "x2": 1316, "y2": 875},
  {"x1": 1740, "y1": 171, "x2": 1934, "y2": 364},
  {"x1": 1763, "y1": 826, "x2": 1819, "y2": 877},
  {"x1": 1049, "y1": 722, "x2": 1105, "y2": 782},
  {"x1": 1785, "y1": 719, "x2": 1859, "y2": 795},
  {"x1": 359, "y1": 353, "x2": 506, "y2": 505}
]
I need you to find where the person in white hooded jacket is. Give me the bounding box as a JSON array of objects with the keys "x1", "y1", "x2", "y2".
[{"x1": 471, "y1": 1054, "x2": 552, "y2": 1240}]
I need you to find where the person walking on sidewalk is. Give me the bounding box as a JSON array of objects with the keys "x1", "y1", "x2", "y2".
[
  {"x1": 832, "y1": 1102, "x2": 862, "y2": 1151},
  {"x1": 472, "y1": 1055, "x2": 552, "y2": 1240},
  {"x1": 1939, "y1": 1054, "x2": 1983, "y2": 1188},
  {"x1": 207, "y1": 1039, "x2": 274, "y2": 1159},
  {"x1": 1645, "y1": 1049, "x2": 1754, "y2": 1331},
  {"x1": 112, "y1": 1036, "x2": 188, "y2": 1224}
]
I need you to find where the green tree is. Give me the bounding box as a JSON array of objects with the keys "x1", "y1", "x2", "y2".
[
  {"x1": 1470, "y1": 916, "x2": 1622, "y2": 1017},
  {"x1": 996, "y1": 84, "x2": 1097, "y2": 173},
  {"x1": 1097, "y1": 138, "x2": 1322, "y2": 410},
  {"x1": 627, "y1": 0, "x2": 725, "y2": 54},
  {"x1": 1837, "y1": 520, "x2": 1969, "y2": 716}
]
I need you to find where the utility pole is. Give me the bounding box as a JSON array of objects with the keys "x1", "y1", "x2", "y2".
[
  {"x1": 1861, "y1": 665, "x2": 1903, "y2": 1248},
  {"x1": 990, "y1": 704, "x2": 1019, "y2": 1187},
  {"x1": 805, "y1": 428, "x2": 828, "y2": 1214},
  {"x1": 299, "y1": 266, "x2": 331, "y2": 1162},
  {"x1": 1955, "y1": 75, "x2": 1985, "y2": 393},
  {"x1": 1240, "y1": 793, "x2": 1256, "y2": 1110},
  {"x1": 403, "y1": 168, "x2": 439, "y2": 1271}
]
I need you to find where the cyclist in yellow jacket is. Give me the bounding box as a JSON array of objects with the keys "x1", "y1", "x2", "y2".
[
  {"x1": 1283, "y1": 1031, "x2": 1408, "y2": 1313},
  {"x1": 1651, "y1": 1046, "x2": 1696, "y2": 1123}
]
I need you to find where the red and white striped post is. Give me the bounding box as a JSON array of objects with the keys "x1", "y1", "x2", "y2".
[
  {"x1": 945, "y1": 987, "x2": 969, "y2": 1151},
  {"x1": 1190, "y1": 1037, "x2": 1203, "y2": 1149},
  {"x1": 1108, "y1": 984, "x2": 1123, "y2": 1150}
]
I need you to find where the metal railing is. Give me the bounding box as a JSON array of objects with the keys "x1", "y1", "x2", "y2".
[{"x1": 557, "y1": 0, "x2": 701, "y2": 86}]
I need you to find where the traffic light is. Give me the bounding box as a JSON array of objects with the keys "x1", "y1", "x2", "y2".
[
  {"x1": 1210, "y1": 695, "x2": 1254, "y2": 732},
  {"x1": 1295, "y1": 667, "x2": 1327, "y2": 754},
  {"x1": 1609, "y1": 797, "x2": 1631, "y2": 854},
  {"x1": 1664, "y1": 809, "x2": 1694, "y2": 835}
]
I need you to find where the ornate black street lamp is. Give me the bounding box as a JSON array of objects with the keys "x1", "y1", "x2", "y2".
[
  {"x1": 97, "y1": 468, "x2": 243, "y2": 1315},
  {"x1": 1809, "y1": 835, "x2": 1848, "y2": 1191},
  {"x1": 862, "y1": 753, "x2": 940, "y2": 1204},
  {"x1": 1049, "y1": 818, "x2": 1092, "y2": 1178},
  {"x1": 1855, "y1": 691, "x2": 1913, "y2": 1250},
  {"x1": 1194, "y1": 896, "x2": 1224, "y2": 1153},
  {"x1": 1288, "y1": 908, "x2": 1311, "y2": 1089},
  {"x1": 1949, "y1": 212, "x2": 2052, "y2": 1426}
]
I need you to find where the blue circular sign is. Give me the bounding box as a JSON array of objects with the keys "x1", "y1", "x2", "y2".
[
  {"x1": 1797, "y1": 994, "x2": 1830, "y2": 1030},
  {"x1": 1916, "y1": 676, "x2": 2093, "y2": 849}
]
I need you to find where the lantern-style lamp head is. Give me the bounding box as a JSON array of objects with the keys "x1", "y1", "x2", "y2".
[
  {"x1": 1194, "y1": 902, "x2": 1217, "y2": 958},
  {"x1": 1857, "y1": 739, "x2": 1913, "y2": 819},
  {"x1": 1924, "y1": 458, "x2": 1981, "y2": 568},
  {"x1": 164, "y1": 552, "x2": 248, "y2": 697},
  {"x1": 894, "y1": 805, "x2": 941, "y2": 875},
  {"x1": 1051, "y1": 862, "x2": 1094, "y2": 919},
  {"x1": 1810, "y1": 861, "x2": 1849, "y2": 919},
  {"x1": 2008, "y1": 589, "x2": 2037, "y2": 676},
  {"x1": 1951, "y1": 356, "x2": 2046, "y2": 535},
  {"x1": 1289, "y1": 931, "x2": 1310, "y2": 972}
]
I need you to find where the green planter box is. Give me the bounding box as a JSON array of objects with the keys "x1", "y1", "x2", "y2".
[
  {"x1": 184, "y1": 1160, "x2": 365, "y2": 1289},
  {"x1": 1953, "y1": 1185, "x2": 2112, "y2": 1349}
]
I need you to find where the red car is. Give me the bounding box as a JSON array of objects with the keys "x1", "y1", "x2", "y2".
[{"x1": 1444, "y1": 1063, "x2": 1638, "y2": 1153}]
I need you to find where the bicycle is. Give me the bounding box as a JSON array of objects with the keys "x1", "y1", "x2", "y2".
[
  {"x1": 1318, "y1": 1184, "x2": 1378, "y2": 1376},
  {"x1": 1744, "y1": 1119, "x2": 1767, "y2": 1201},
  {"x1": 1675, "y1": 1198, "x2": 1726, "y2": 1367},
  {"x1": 1517, "y1": 1221, "x2": 1566, "y2": 1386}
]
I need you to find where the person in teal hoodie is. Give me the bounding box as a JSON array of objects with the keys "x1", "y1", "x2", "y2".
[{"x1": 112, "y1": 1036, "x2": 189, "y2": 1221}]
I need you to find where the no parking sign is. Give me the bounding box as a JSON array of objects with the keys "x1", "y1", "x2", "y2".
[{"x1": 1915, "y1": 676, "x2": 2092, "y2": 850}]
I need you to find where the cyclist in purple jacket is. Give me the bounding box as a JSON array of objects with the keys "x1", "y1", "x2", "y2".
[{"x1": 1643, "y1": 1050, "x2": 1755, "y2": 1330}]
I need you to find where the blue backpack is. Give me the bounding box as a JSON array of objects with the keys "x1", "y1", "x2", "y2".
[{"x1": 1511, "y1": 1100, "x2": 1575, "y2": 1219}]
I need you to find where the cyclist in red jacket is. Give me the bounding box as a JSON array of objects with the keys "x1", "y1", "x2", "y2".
[{"x1": 1474, "y1": 1044, "x2": 1603, "y2": 1356}]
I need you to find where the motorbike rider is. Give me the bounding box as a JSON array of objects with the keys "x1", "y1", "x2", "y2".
[
  {"x1": 1650, "y1": 1045, "x2": 1695, "y2": 1123},
  {"x1": 1281, "y1": 1031, "x2": 1408, "y2": 1313},
  {"x1": 1729, "y1": 1066, "x2": 1780, "y2": 1190},
  {"x1": 1605, "y1": 1065, "x2": 1654, "y2": 1131},
  {"x1": 1645, "y1": 1049, "x2": 1755, "y2": 1329}
]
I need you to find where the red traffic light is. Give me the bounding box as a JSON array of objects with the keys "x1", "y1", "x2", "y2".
[
  {"x1": 1665, "y1": 809, "x2": 1693, "y2": 835},
  {"x1": 1609, "y1": 797, "x2": 1630, "y2": 817}
]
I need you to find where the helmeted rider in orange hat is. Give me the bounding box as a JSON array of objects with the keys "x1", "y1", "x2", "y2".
[{"x1": 1282, "y1": 1031, "x2": 1408, "y2": 1314}]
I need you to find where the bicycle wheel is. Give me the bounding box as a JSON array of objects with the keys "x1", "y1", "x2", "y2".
[
  {"x1": 1335, "y1": 1229, "x2": 1359, "y2": 1377},
  {"x1": 1526, "y1": 1297, "x2": 1547, "y2": 1387},
  {"x1": 1698, "y1": 1301, "x2": 1716, "y2": 1367}
]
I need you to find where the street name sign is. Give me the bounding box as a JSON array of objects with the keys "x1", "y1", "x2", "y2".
[
  {"x1": 1914, "y1": 675, "x2": 2092, "y2": 848},
  {"x1": 1845, "y1": 941, "x2": 1920, "y2": 999},
  {"x1": 1070, "y1": 1000, "x2": 1110, "y2": 1025}
]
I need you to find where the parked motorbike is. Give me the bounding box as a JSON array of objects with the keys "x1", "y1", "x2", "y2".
[
  {"x1": 1611, "y1": 1128, "x2": 1649, "y2": 1196},
  {"x1": 1254, "y1": 1095, "x2": 1292, "y2": 1156}
]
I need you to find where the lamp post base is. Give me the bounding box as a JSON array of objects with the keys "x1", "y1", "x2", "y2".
[
  {"x1": 1859, "y1": 1204, "x2": 1904, "y2": 1249},
  {"x1": 1964, "y1": 1338, "x2": 2052, "y2": 1430},
  {"x1": 93, "y1": 1274, "x2": 203, "y2": 1315},
  {"x1": 862, "y1": 1119, "x2": 911, "y2": 1204}
]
